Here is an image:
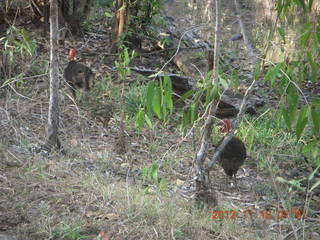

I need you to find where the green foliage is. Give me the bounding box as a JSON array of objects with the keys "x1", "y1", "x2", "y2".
[
  {"x1": 302, "y1": 139, "x2": 320, "y2": 166},
  {"x1": 114, "y1": 47, "x2": 136, "y2": 80},
  {"x1": 135, "y1": 76, "x2": 173, "y2": 129},
  {"x1": 277, "y1": 164, "x2": 320, "y2": 192},
  {"x1": 264, "y1": 58, "x2": 319, "y2": 141},
  {"x1": 125, "y1": 85, "x2": 147, "y2": 117},
  {"x1": 256, "y1": 0, "x2": 320, "y2": 184},
  {"x1": 52, "y1": 222, "x2": 88, "y2": 240},
  {"x1": 131, "y1": 0, "x2": 164, "y2": 27},
  {"x1": 310, "y1": 99, "x2": 320, "y2": 135},
  {"x1": 143, "y1": 162, "x2": 160, "y2": 184},
  {"x1": 142, "y1": 162, "x2": 168, "y2": 192},
  {"x1": 275, "y1": 0, "x2": 312, "y2": 16},
  {"x1": 3, "y1": 26, "x2": 36, "y2": 63},
  {"x1": 123, "y1": 0, "x2": 167, "y2": 47},
  {"x1": 0, "y1": 26, "x2": 36, "y2": 88},
  {"x1": 180, "y1": 72, "x2": 222, "y2": 134},
  {"x1": 276, "y1": 177, "x2": 306, "y2": 192}
]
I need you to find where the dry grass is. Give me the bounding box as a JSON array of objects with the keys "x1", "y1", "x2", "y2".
[
  {"x1": 0, "y1": 3, "x2": 318, "y2": 238},
  {"x1": 0, "y1": 83, "x2": 316, "y2": 240}
]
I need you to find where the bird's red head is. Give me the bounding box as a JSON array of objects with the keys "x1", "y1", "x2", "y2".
[
  {"x1": 218, "y1": 118, "x2": 232, "y2": 133},
  {"x1": 69, "y1": 48, "x2": 76, "y2": 61}
]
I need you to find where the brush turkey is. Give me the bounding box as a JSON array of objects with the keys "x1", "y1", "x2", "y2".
[
  {"x1": 64, "y1": 48, "x2": 93, "y2": 98},
  {"x1": 217, "y1": 118, "x2": 246, "y2": 183}
]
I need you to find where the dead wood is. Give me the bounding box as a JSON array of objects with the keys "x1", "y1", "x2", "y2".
[
  {"x1": 131, "y1": 67, "x2": 262, "y2": 116},
  {"x1": 131, "y1": 67, "x2": 195, "y2": 94}
]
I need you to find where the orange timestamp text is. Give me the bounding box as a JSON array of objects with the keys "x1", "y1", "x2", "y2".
[{"x1": 212, "y1": 208, "x2": 308, "y2": 220}]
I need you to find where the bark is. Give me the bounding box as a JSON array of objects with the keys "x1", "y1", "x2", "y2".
[
  {"x1": 45, "y1": 0, "x2": 60, "y2": 150},
  {"x1": 111, "y1": 0, "x2": 126, "y2": 53},
  {"x1": 111, "y1": 0, "x2": 139, "y2": 52},
  {"x1": 30, "y1": 0, "x2": 91, "y2": 36},
  {"x1": 212, "y1": 0, "x2": 220, "y2": 84}
]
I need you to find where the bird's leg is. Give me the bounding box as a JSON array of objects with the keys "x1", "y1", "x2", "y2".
[
  {"x1": 233, "y1": 174, "x2": 240, "y2": 191},
  {"x1": 225, "y1": 175, "x2": 231, "y2": 189}
]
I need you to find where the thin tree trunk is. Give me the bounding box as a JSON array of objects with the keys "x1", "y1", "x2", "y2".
[
  {"x1": 45, "y1": 0, "x2": 60, "y2": 150},
  {"x1": 115, "y1": 85, "x2": 126, "y2": 154},
  {"x1": 212, "y1": 0, "x2": 220, "y2": 84},
  {"x1": 111, "y1": 0, "x2": 126, "y2": 53},
  {"x1": 111, "y1": 0, "x2": 136, "y2": 52},
  {"x1": 205, "y1": 0, "x2": 260, "y2": 178},
  {"x1": 194, "y1": 0, "x2": 221, "y2": 206}
]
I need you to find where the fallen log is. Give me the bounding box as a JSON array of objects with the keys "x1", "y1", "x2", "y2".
[
  {"x1": 131, "y1": 67, "x2": 195, "y2": 94},
  {"x1": 131, "y1": 67, "x2": 265, "y2": 117}
]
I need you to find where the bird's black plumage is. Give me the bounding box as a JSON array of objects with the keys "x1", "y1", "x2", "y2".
[
  {"x1": 217, "y1": 136, "x2": 246, "y2": 177},
  {"x1": 64, "y1": 60, "x2": 93, "y2": 97}
]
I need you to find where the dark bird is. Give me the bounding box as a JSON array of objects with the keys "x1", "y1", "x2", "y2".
[
  {"x1": 217, "y1": 118, "x2": 246, "y2": 186},
  {"x1": 230, "y1": 33, "x2": 243, "y2": 41},
  {"x1": 64, "y1": 48, "x2": 94, "y2": 98}
]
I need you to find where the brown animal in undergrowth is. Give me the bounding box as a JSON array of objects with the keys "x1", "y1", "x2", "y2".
[
  {"x1": 64, "y1": 48, "x2": 94, "y2": 98},
  {"x1": 217, "y1": 118, "x2": 247, "y2": 186}
]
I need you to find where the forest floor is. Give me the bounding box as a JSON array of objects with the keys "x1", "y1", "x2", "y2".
[{"x1": 0, "y1": 0, "x2": 319, "y2": 240}]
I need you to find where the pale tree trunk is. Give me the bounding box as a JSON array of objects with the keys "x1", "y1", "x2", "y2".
[
  {"x1": 45, "y1": 0, "x2": 60, "y2": 150},
  {"x1": 111, "y1": 0, "x2": 136, "y2": 52},
  {"x1": 111, "y1": 0, "x2": 126, "y2": 53},
  {"x1": 194, "y1": 0, "x2": 221, "y2": 206},
  {"x1": 212, "y1": 0, "x2": 220, "y2": 84}
]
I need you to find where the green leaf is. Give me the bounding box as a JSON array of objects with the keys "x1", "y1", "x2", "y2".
[
  {"x1": 166, "y1": 76, "x2": 173, "y2": 94},
  {"x1": 178, "y1": 90, "x2": 194, "y2": 102},
  {"x1": 136, "y1": 108, "x2": 145, "y2": 129},
  {"x1": 316, "y1": 18, "x2": 320, "y2": 44},
  {"x1": 104, "y1": 11, "x2": 113, "y2": 18},
  {"x1": 162, "y1": 103, "x2": 167, "y2": 120},
  {"x1": 182, "y1": 109, "x2": 191, "y2": 134},
  {"x1": 288, "y1": 179, "x2": 306, "y2": 191},
  {"x1": 205, "y1": 83, "x2": 220, "y2": 106},
  {"x1": 310, "y1": 105, "x2": 320, "y2": 135},
  {"x1": 205, "y1": 84, "x2": 214, "y2": 106},
  {"x1": 219, "y1": 77, "x2": 229, "y2": 90},
  {"x1": 300, "y1": 23, "x2": 311, "y2": 47},
  {"x1": 296, "y1": 0, "x2": 306, "y2": 10},
  {"x1": 287, "y1": 83, "x2": 299, "y2": 109},
  {"x1": 310, "y1": 180, "x2": 320, "y2": 192},
  {"x1": 150, "y1": 163, "x2": 159, "y2": 183},
  {"x1": 146, "y1": 81, "x2": 155, "y2": 115},
  {"x1": 163, "y1": 76, "x2": 173, "y2": 113},
  {"x1": 282, "y1": 106, "x2": 292, "y2": 130},
  {"x1": 296, "y1": 105, "x2": 309, "y2": 140},
  {"x1": 212, "y1": 83, "x2": 220, "y2": 99},
  {"x1": 144, "y1": 114, "x2": 153, "y2": 129},
  {"x1": 265, "y1": 63, "x2": 283, "y2": 86},
  {"x1": 278, "y1": 27, "x2": 286, "y2": 43},
  {"x1": 152, "y1": 87, "x2": 162, "y2": 119},
  {"x1": 254, "y1": 62, "x2": 261, "y2": 80},
  {"x1": 190, "y1": 103, "x2": 198, "y2": 123},
  {"x1": 308, "y1": 166, "x2": 320, "y2": 181}
]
